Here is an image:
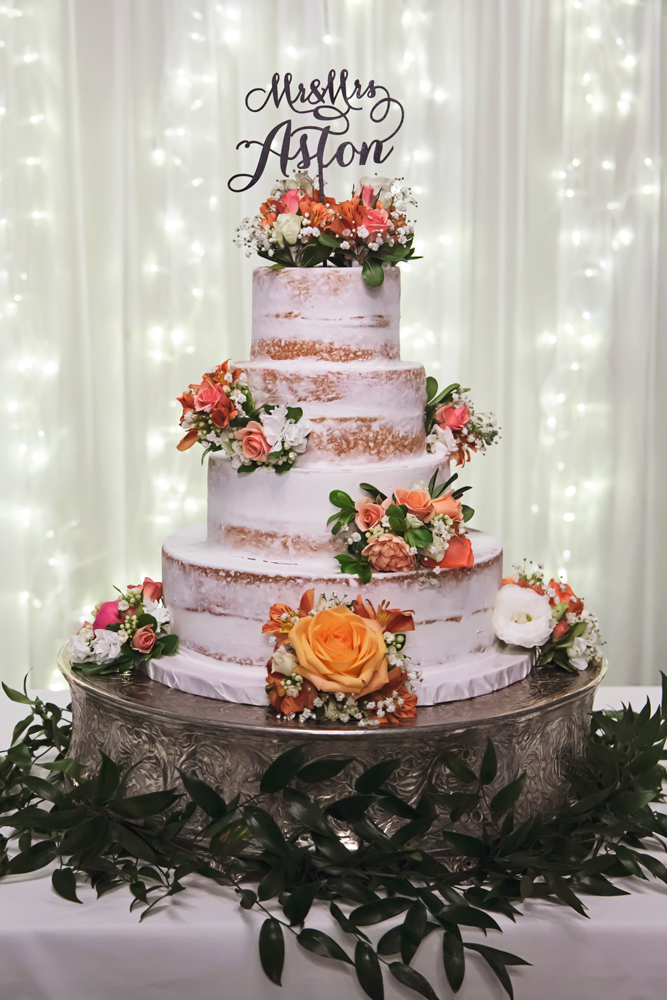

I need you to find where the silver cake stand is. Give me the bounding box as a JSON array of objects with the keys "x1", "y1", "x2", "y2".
[{"x1": 60, "y1": 649, "x2": 606, "y2": 845}]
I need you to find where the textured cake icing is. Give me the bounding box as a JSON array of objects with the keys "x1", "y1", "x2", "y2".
[{"x1": 148, "y1": 267, "x2": 532, "y2": 705}]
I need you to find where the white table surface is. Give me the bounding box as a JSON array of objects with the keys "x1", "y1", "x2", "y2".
[{"x1": 1, "y1": 684, "x2": 665, "y2": 1000}]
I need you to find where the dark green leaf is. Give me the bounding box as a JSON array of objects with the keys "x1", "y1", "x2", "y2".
[
  {"x1": 7, "y1": 840, "x2": 56, "y2": 874},
  {"x1": 328, "y1": 878, "x2": 379, "y2": 905},
  {"x1": 110, "y1": 821, "x2": 155, "y2": 863},
  {"x1": 239, "y1": 888, "x2": 257, "y2": 909},
  {"x1": 329, "y1": 489, "x2": 356, "y2": 510},
  {"x1": 283, "y1": 787, "x2": 335, "y2": 839},
  {"x1": 401, "y1": 900, "x2": 428, "y2": 964},
  {"x1": 362, "y1": 257, "x2": 385, "y2": 288},
  {"x1": 283, "y1": 883, "x2": 316, "y2": 925},
  {"x1": 112, "y1": 789, "x2": 180, "y2": 819},
  {"x1": 297, "y1": 757, "x2": 354, "y2": 782},
  {"x1": 258, "y1": 860, "x2": 286, "y2": 901},
  {"x1": 260, "y1": 744, "x2": 310, "y2": 793},
  {"x1": 441, "y1": 831, "x2": 484, "y2": 857},
  {"x1": 355, "y1": 760, "x2": 401, "y2": 794},
  {"x1": 389, "y1": 962, "x2": 440, "y2": 1000},
  {"x1": 464, "y1": 943, "x2": 530, "y2": 999},
  {"x1": 326, "y1": 794, "x2": 376, "y2": 822},
  {"x1": 425, "y1": 377, "x2": 439, "y2": 404},
  {"x1": 350, "y1": 897, "x2": 412, "y2": 926},
  {"x1": 259, "y1": 918, "x2": 284, "y2": 986},
  {"x1": 379, "y1": 793, "x2": 421, "y2": 820},
  {"x1": 2, "y1": 682, "x2": 33, "y2": 704},
  {"x1": 490, "y1": 773, "x2": 526, "y2": 817},
  {"x1": 441, "y1": 751, "x2": 478, "y2": 784},
  {"x1": 301, "y1": 241, "x2": 332, "y2": 268},
  {"x1": 61, "y1": 816, "x2": 109, "y2": 858},
  {"x1": 442, "y1": 931, "x2": 465, "y2": 993},
  {"x1": 359, "y1": 483, "x2": 387, "y2": 502},
  {"x1": 479, "y1": 740, "x2": 498, "y2": 785},
  {"x1": 177, "y1": 769, "x2": 227, "y2": 818},
  {"x1": 22, "y1": 775, "x2": 63, "y2": 804},
  {"x1": 318, "y1": 231, "x2": 342, "y2": 248},
  {"x1": 438, "y1": 904, "x2": 501, "y2": 931},
  {"x1": 378, "y1": 925, "x2": 402, "y2": 955},
  {"x1": 355, "y1": 941, "x2": 384, "y2": 1000},
  {"x1": 244, "y1": 806, "x2": 288, "y2": 855},
  {"x1": 461, "y1": 505, "x2": 475, "y2": 523},
  {"x1": 297, "y1": 928, "x2": 353, "y2": 965}
]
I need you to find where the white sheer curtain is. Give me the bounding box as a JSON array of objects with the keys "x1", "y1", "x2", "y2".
[{"x1": 0, "y1": 0, "x2": 664, "y2": 689}]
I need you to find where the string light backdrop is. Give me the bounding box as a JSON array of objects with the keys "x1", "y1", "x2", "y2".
[{"x1": 0, "y1": 0, "x2": 664, "y2": 689}]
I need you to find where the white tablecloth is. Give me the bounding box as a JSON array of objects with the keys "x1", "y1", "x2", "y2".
[{"x1": 1, "y1": 685, "x2": 665, "y2": 1000}]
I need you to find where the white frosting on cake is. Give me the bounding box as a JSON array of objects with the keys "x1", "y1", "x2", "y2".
[
  {"x1": 251, "y1": 267, "x2": 400, "y2": 361},
  {"x1": 207, "y1": 446, "x2": 451, "y2": 560}
]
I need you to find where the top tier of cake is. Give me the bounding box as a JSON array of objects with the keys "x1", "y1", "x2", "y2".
[{"x1": 251, "y1": 266, "x2": 401, "y2": 362}]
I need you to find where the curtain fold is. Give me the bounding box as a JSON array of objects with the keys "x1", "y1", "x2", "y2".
[{"x1": 0, "y1": 0, "x2": 664, "y2": 688}]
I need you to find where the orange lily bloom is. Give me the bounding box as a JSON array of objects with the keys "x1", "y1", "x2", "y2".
[{"x1": 351, "y1": 596, "x2": 415, "y2": 634}]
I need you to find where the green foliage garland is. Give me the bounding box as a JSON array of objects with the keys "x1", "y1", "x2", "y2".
[{"x1": 2, "y1": 674, "x2": 667, "y2": 999}]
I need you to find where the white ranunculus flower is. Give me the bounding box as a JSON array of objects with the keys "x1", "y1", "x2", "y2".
[
  {"x1": 91, "y1": 628, "x2": 127, "y2": 665},
  {"x1": 260, "y1": 405, "x2": 288, "y2": 448},
  {"x1": 567, "y1": 636, "x2": 589, "y2": 671},
  {"x1": 272, "y1": 213, "x2": 303, "y2": 247},
  {"x1": 66, "y1": 631, "x2": 93, "y2": 663},
  {"x1": 492, "y1": 585, "x2": 553, "y2": 647},
  {"x1": 272, "y1": 647, "x2": 297, "y2": 676},
  {"x1": 282, "y1": 416, "x2": 312, "y2": 453},
  {"x1": 143, "y1": 599, "x2": 170, "y2": 629}
]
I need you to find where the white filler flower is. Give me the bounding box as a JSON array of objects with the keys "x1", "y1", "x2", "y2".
[
  {"x1": 492, "y1": 584, "x2": 553, "y2": 647},
  {"x1": 272, "y1": 647, "x2": 298, "y2": 676}
]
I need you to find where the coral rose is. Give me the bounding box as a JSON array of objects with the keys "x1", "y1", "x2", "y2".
[
  {"x1": 92, "y1": 600, "x2": 123, "y2": 631},
  {"x1": 364, "y1": 208, "x2": 390, "y2": 239},
  {"x1": 420, "y1": 534, "x2": 474, "y2": 569},
  {"x1": 128, "y1": 577, "x2": 162, "y2": 602},
  {"x1": 280, "y1": 189, "x2": 302, "y2": 214},
  {"x1": 362, "y1": 534, "x2": 415, "y2": 573},
  {"x1": 236, "y1": 421, "x2": 270, "y2": 461},
  {"x1": 393, "y1": 488, "x2": 434, "y2": 523},
  {"x1": 551, "y1": 619, "x2": 570, "y2": 641},
  {"x1": 548, "y1": 579, "x2": 584, "y2": 616},
  {"x1": 431, "y1": 492, "x2": 463, "y2": 522},
  {"x1": 131, "y1": 624, "x2": 156, "y2": 652},
  {"x1": 289, "y1": 606, "x2": 388, "y2": 697},
  {"x1": 194, "y1": 381, "x2": 223, "y2": 411},
  {"x1": 355, "y1": 497, "x2": 384, "y2": 531},
  {"x1": 435, "y1": 404, "x2": 471, "y2": 432}
]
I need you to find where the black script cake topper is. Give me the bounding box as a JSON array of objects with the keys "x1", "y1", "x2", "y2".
[{"x1": 228, "y1": 69, "x2": 404, "y2": 197}]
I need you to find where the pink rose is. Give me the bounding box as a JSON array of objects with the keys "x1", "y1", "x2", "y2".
[
  {"x1": 435, "y1": 404, "x2": 471, "y2": 433},
  {"x1": 362, "y1": 534, "x2": 415, "y2": 573},
  {"x1": 194, "y1": 381, "x2": 224, "y2": 412},
  {"x1": 361, "y1": 186, "x2": 375, "y2": 208},
  {"x1": 236, "y1": 420, "x2": 271, "y2": 461},
  {"x1": 355, "y1": 497, "x2": 384, "y2": 531},
  {"x1": 131, "y1": 624, "x2": 156, "y2": 652},
  {"x1": 364, "y1": 208, "x2": 390, "y2": 239},
  {"x1": 393, "y1": 488, "x2": 434, "y2": 523},
  {"x1": 280, "y1": 189, "x2": 302, "y2": 214},
  {"x1": 128, "y1": 577, "x2": 162, "y2": 603},
  {"x1": 92, "y1": 600, "x2": 123, "y2": 631},
  {"x1": 431, "y1": 493, "x2": 463, "y2": 522}
]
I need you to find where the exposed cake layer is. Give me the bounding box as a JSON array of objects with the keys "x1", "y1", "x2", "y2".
[
  {"x1": 251, "y1": 267, "x2": 400, "y2": 362},
  {"x1": 207, "y1": 447, "x2": 451, "y2": 561},
  {"x1": 162, "y1": 523, "x2": 502, "y2": 682},
  {"x1": 243, "y1": 360, "x2": 427, "y2": 465}
]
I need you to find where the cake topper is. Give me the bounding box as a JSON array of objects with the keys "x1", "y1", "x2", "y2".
[{"x1": 228, "y1": 69, "x2": 404, "y2": 196}]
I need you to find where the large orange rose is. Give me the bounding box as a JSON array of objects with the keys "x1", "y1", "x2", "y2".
[
  {"x1": 393, "y1": 488, "x2": 434, "y2": 522},
  {"x1": 290, "y1": 606, "x2": 388, "y2": 697}
]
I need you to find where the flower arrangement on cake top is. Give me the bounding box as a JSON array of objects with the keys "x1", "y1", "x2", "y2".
[
  {"x1": 176, "y1": 359, "x2": 311, "y2": 473},
  {"x1": 66, "y1": 578, "x2": 178, "y2": 676},
  {"x1": 424, "y1": 378, "x2": 500, "y2": 466},
  {"x1": 235, "y1": 171, "x2": 420, "y2": 288},
  {"x1": 263, "y1": 589, "x2": 419, "y2": 726},
  {"x1": 492, "y1": 561, "x2": 604, "y2": 672},
  {"x1": 327, "y1": 471, "x2": 474, "y2": 583}
]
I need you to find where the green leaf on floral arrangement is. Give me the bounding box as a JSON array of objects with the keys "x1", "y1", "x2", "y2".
[
  {"x1": 112, "y1": 789, "x2": 181, "y2": 819},
  {"x1": 318, "y1": 231, "x2": 342, "y2": 248},
  {"x1": 359, "y1": 482, "x2": 388, "y2": 501},
  {"x1": 355, "y1": 759, "x2": 401, "y2": 794},
  {"x1": 110, "y1": 821, "x2": 155, "y2": 863},
  {"x1": 329, "y1": 489, "x2": 356, "y2": 510},
  {"x1": 296, "y1": 757, "x2": 355, "y2": 783},
  {"x1": 6, "y1": 743, "x2": 33, "y2": 769},
  {"x1": 389, "y1": 961, "x2": 440, "y2": 1000},
  {"x1": 350, "y1": 897, "x2": 412, "y2": 926},
  {"x1": 441, "y1": 751, "x2": 478, "y2": 784},
  {"x1": 135, "y1": 613, "x2": 157, "y2": 629},
  {"x1": 39, "y1": 758, "x2": 84, "y2": 780},
  {"x1": 442, "y1": 930, "x2": 465, "y2": 993},
  {"x1": 312, "y1": 832, "x2": 354, "y2": 864},
  {"x1": 243, "y1": 806, "x2": 289, "y2": 856},
  {"x1": 283, "y1": 882, "x2": 316, "y2": 925},
  {"x1": 362, "y1": 257, "x2": 385, "y2": 288},
  {"x1": 259, "y1": 917, "x2": 285, "y2": 986},
  {"x1": 285, "y1": 405, "x2": 303, "y2": 423},
  {"x1": 355, "y1": 940, "x2": 385, "y2": 1000},
  {"x1": 157, "y1": 633, "x2": 179, "y2": 656},
  {"x1": 490, "y1": 774, "x2": 526, "y2": 818},
  {"x1": 479, "y1": 739, "x2": 498, "y2": 785},
  {"x1": 301, "y1": 241, "x2": 333, "y2": 268},
  {"x1": 401, "y1": 900, "x2": 428, "y2": 965},
  {"x1": 260, "y1": 744, "x2": 309, "y2": 793},
  {"x1": 52, "y1": 867, "x2": 82, "y2": 904},
  {"x1": 283, "y1": 787, "x2": 336, "y2": 839},
  {"x1": 297, "y1": 928, "x2": 354, "y2": 964},
  {"x1": 2, "y1": 682, "x2": 33, "y2": 705},
  {"x1": 91, "y1": 752, "x2": 121, "y2": 804},
  {"x1": 404, "y1": 527, "x2": 433, "y2": 549},
  {"x1": 327, "y1": 877, "x2": 379, "y2": 905},
  {"x1": 177, "y1": 769, "x2": 227, "y2": 818},
  {"x1": 461, "y1": 505, "x2": 475, "y2": 523},
  {"x1": 425, "y1": 377, "x2": 439, "y2": 404},
  {"x1": 258, "y1": 859, "x2": 286, "y2": 901},
  {"x1": 22, "y1": 774, "x2": 63, "y2": 805}
]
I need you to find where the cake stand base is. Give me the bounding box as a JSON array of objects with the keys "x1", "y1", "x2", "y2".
[{"x1": 60, "y1": 651, "x2": 606, "y2": 847}]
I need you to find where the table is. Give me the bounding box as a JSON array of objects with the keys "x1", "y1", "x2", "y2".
[{"x1": 1, "y1": 685, "x2": 665, "y2": 1000}]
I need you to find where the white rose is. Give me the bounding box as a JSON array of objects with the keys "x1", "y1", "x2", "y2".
[
  {"x1": 143, "y1": 599, "x2": 170, "y2": 629},
  {"x1": 567, "y1": 636, "x2": 589, "y2": 671},
  {"x1": 91, "y1": 628, "x2": 127, "y2": 665},
  {"x1": 260, "y1": 405, "x2": 288, "y2": 448},
  {"x1": 66, "y1": 631, "x2": 93, "y2": 663},
  {"x1": 355, "y1": 176, "x2": 394, "y2": 206},
  {"x1": 492, "y1": 585, "x2": 553, "y2": 647},
  {"x1": 272, "y1": 647, "x2": 297, "y2": 676},
  {"x1": 272, "y1": 213, "x2": 303, "y2": 247}
]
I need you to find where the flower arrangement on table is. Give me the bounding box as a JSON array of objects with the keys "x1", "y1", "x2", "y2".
[
  {"x1": 263, "y1": 589, "x2": 419, "y2": 726},
  {"x1": 66, "y1": 578, "x2": 178, "y2": 676},
  {"x1": 235, "y1": 171, "x2": 420, "y2": 288},
  {"x1": 327, "y1": 471, "x2": 475, "y2": 583},
  {"x1": 176, "y1": 359, "x2": 311, "y2": 473},
  {"x1": 424, "y1": 378, "x2": 500, "y2": 465},
  {"x1": 492, "y1": 561, "x2": 604, "y2": 672}
]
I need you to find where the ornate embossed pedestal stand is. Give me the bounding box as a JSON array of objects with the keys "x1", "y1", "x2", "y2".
[{"x1": 61, "y1": 651, "x2": 606, "y2": 846}]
